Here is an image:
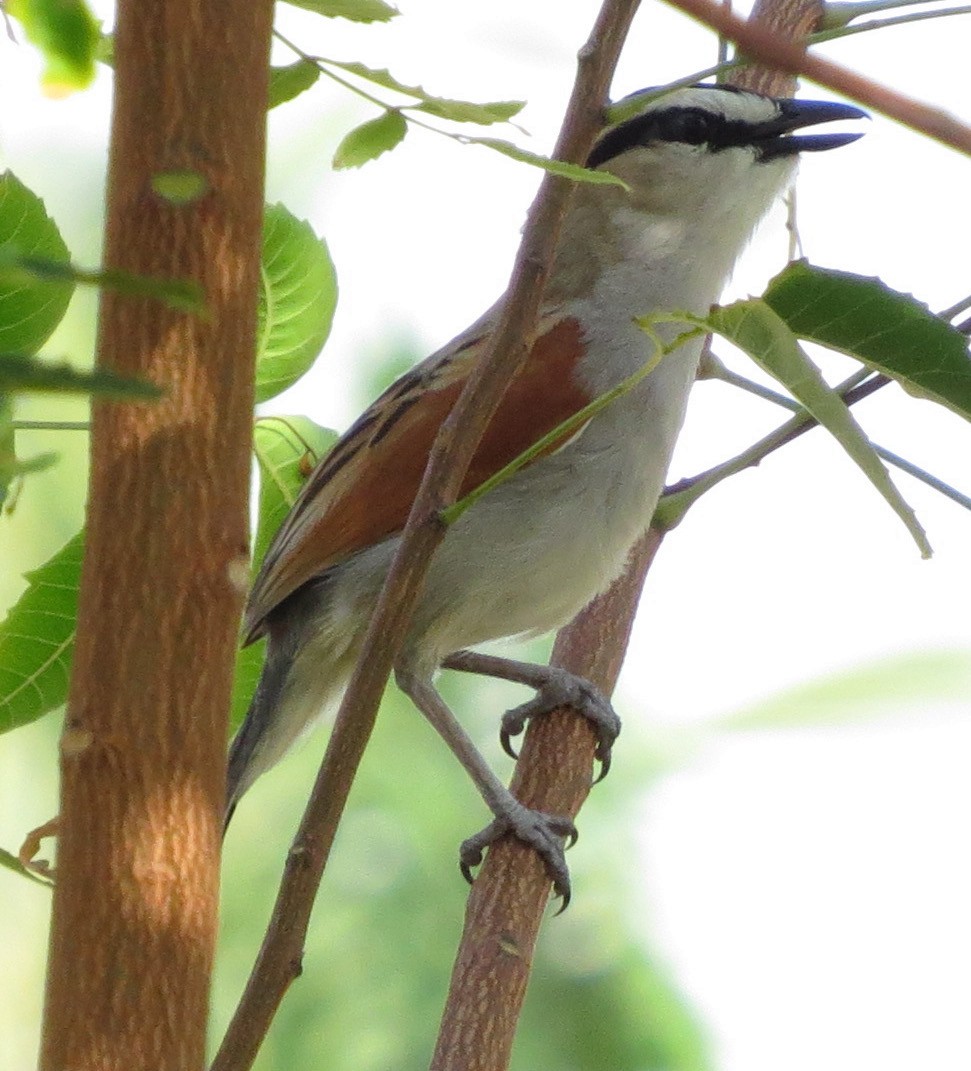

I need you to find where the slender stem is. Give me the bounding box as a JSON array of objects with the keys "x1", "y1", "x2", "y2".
[
  {"x1": 939, "y1": 292, "x2": 971, "y2": 322},
  {"x1": 658, "y1": 373, "x2": 860, "y2": 527},
  {"x1": 704, "y1": 352, "x2": 872, "y2": 410},
  {"x1": 617, "y1": 1, "x2": 971, "y2": 102},
  {"x1": 273, "y1": 32, "x2": 513, "y2": 145},
  {"x1": 665, "y1": 362, "x2": 971, "y2": 524},
  {"x1": 212, "y1": 6, "x2": 640, "y2": 1070},
  {"x1": 812, "y1": 3, "x2": 971, "y2": 43},
  {"x1": 824, "y1": 0, "x2": 957, "y2": 20},
  {"x1": 664, "y1": 0, "x2": 971, "y2": 154},
  {"x1": 12, "y1": 420, "x2": 91, "y2": 431},
  {"x1": 874, "y1": 449, "x2": 971, "y2": 511}
]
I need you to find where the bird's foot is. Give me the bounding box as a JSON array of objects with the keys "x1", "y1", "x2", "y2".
[
  {"x1": 459, "y1": 798, "x2": 578, "y2": 908},
  {"x1": 500, "y1": 666, "x2": 621, "y2": 783}
]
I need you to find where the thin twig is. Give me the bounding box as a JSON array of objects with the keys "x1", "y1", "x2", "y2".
[
  {"x1": 665, "y1": 0, "x2": 971, "y2": 154},
  {"x1": 704, "y1": 359, "x2": 971, "y2": 512},
  {"x1": 939, "y1": 292, "x2": 971, "y2": 322},
  {"x1": 811, "y1": 3, "x2": 971, "y2": 44},
  {"x1": 12, "y1": 421, "x2": 91, "y2": 431},
  {"x1": 212, "y1": 4, "x2": 639, "y2": 1070},
  {"x1": 429, "y1": 5, "x2": 644, "y2": 1069},
  {"x1": 658, "y1": 369, "x2": 888, "y2": 525}
]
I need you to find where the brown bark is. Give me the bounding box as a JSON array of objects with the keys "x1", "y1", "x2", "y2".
[
  {"x1": 212, "y1": 5, "x2": 642, "y2": 1070},
  {"x1": 431, "y1": 2, "x2": 844, "y2": 1068},
  {"x1": 39, "y1": 2, "x2": 273, "y2": 1069},
  {"x1": 430, "y1": 528, "x2": 664, "y2": 1071},
  {"x1": 729, "y1": 0, "x2": 824, "y2": 96}
]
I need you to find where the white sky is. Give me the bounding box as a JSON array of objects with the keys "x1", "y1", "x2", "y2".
[{"x1": 2, "y1": 2, "x2": 970, "y2": 1069}]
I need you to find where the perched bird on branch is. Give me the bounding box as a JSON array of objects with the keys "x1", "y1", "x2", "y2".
[{"x1": 226, "y1": 84, "x2": 864, "y2": 902}]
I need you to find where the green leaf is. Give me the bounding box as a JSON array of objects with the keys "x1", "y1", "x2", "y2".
[
  {"x1": 282, "y1": 0, "x2": 398, "y2": 22},
  {"x1": 0, "y1": 352, "x2": 161, "y2": 398},
  {"x1": 413, "y1": 98, "x2": 524, "y2": 125},
  {"x1": 229, "y1": 641, "x2": 265, "y2": 732},
  {"x1": 0, "y1": 172, "x2": 74, "y2": 355},
  {"x1": 332, "y1": 110, "x2": 408, "y2": 170},
  {"x1": 256, "y1": 205, "x2": 338, "y2": 403},
  {"x1": 0, "y1": 394, "x2": 56, "y2": 510},
  {"x1": 0, "y1": 252, "x2": 204, "y2": 314},
  {"x1": 229, "y1": 416, "x2": 337, "y2": 728},
  {"x1": 252, "y1": 415, "x2": 338, "y2": 567},
  {"x1": 0, "y1": 530, "x2": 83, "y2": 733},
  {"x1": 763, "y1": 261, "x2": 971, "y2": 422},
  {"x1": 269, "y1": 59, "x2": 321, "y2": 109},
  {"x1": 324, "y1": 60, "x2": 523, "y2": 125},
  {"x1": 0, "y1": 419, "x2": 337, "y2": 735},
  {"x1": 7, "y1": 0, "x2": 100, "y2": 92},
  {"x1": 707, "y1": 299, "x2": 931, "y2": 557},
  {"x1": 469, "y1": 138, "x2": 628, "y2": 188}
]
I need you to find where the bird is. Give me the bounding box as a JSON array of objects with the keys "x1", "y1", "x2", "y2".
[{"x1": 226, "y1": 84, "x2": 865, "y2": 900}]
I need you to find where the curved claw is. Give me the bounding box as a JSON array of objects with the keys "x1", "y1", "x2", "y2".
[
  {"x1": 592, "y1": 743, "x2": 612, "y2": 784},
  {"x1": 499, "y1": 720, "x2": 522, "y2": 760},
  {"x1": 459, "y1": 804, "x2": 578, "y2": 908},
  {"x1": 498, "y1": 671, "x2": 622, "y2": 784},
  {"x1": 499, "y1": 694, "x2": 548, "y2": 760}
]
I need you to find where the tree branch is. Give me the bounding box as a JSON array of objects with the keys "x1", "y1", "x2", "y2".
[
  {"x1": 666, "y1": 0, "x2": 971, "y2": 154},
  {"x1": 429, "y1": 527, "x2": 663, "y2": 1071},
  {"x1": 212, "y1": 3, "x2": 641, "y2": 1069},
  {"x1": 430, "y1": 1, "x2": 845, "y2": 1069}
]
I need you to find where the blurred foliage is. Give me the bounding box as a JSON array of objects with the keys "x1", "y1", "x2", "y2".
[{"x1": 6, "y1": 0, "x2": 100, "y2": 94}]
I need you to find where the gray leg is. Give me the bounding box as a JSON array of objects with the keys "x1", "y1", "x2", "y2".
[
  {"x1": 442, "y1": 650, "x2": 621, "y2": 781},
  {"x1": 395, "y1": 666, "x2": 576, "y2": 905}
]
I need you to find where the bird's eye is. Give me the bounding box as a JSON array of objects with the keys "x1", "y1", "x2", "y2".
[{"x1": 657, "y1": 109, "x2": 714, "y2": 145}]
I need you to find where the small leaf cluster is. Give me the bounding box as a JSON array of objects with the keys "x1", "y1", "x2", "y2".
[
  {"x1": 0, "y1": 174, "x2": 339, "y2": 739},
  {"x1": 647, "y1": 263, "x2": 971, "y2": 549}
]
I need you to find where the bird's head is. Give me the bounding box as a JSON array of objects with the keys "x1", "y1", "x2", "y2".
[
  {"x1": 588, "y1": 83, "x2": 866, "y2": 222},
  {"x1": 548, "y1": 85, "x2": 866, "y2": 304}
]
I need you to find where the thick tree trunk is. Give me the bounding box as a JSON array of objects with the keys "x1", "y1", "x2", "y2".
[{"x1": 39, "y1": 1, "x2": 273, "y2": 1069}]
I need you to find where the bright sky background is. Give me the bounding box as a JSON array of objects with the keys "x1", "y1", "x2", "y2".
[{"x1": 2, "y1": 2, "x2": 970, "y2": 1069}]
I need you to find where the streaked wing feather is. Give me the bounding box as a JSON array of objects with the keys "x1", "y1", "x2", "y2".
[{"x1": 244, "y1": 313, "x2": 589, "y2": 641}]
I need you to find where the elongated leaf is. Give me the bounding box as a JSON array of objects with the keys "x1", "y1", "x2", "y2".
[
  {"x1": 0, "y1": 352, "x2": 161, "y2": 397},
  {"x1": 229, "y1": 416, "x2": 337, "y2": 728},
  {"x1": 707, "y1": 299, "x2": 931, "y2": 557},
  {"x1": 0, "y1": 172, "x2": 74, "y2": 354},
  {"x1": 324, "y1": 60, "x2": 523, "y2": 125},
  {"x1": 283, "y1": 0, "x2": 398, "y2": 22},
  {"x1": 332, "y1": 110, "x2": 408, "y2": 169},
  {"x1": 269, "y1": 59, "x2": 321, "y2": 109},
  {"x1": 7, "y1": 0, "x2": 100, "y2": 92},
  {"x1": 0, "y1": 531, "x2": 82, "y2": 732},
  {"x1": 469, "y1": 138, "x2": 628, "y2": 188},
  {"x1": 1, "y1": 252, "x2": 204, "y2": 313},
  {"x1": 256, "y1": 205, "x2": 338, "y2": 402},
  {"x1": 413, "y1": 99, "x2": 524, "y2": 125},
  {"x1": 764, "y1": 261, "x2": 971, "y2": 421}
]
